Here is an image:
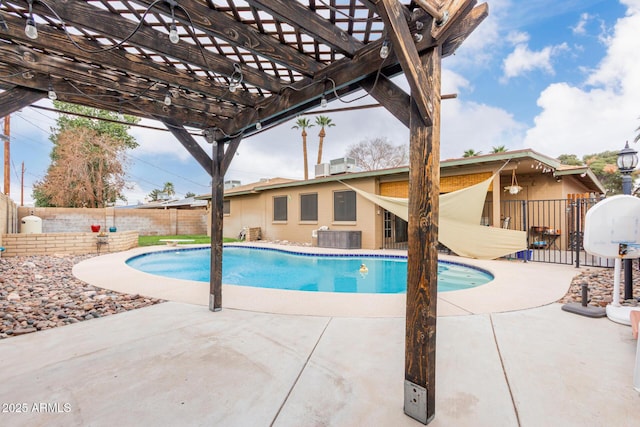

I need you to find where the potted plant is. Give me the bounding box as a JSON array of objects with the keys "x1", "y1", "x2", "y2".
[{"x1": 97, "y1": 231, "x2": 109, "y2": 243}]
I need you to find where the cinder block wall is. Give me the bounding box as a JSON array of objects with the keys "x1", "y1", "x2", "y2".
[
  {"x1": 0, "y1": 193, "x2": 18, "y2": 243},
  {"x1": 0, "y1": 230, "x2": 138, "y2": 257},
  {"x1": 17, "y1": 207, "x2": 207, "y2": 236}
]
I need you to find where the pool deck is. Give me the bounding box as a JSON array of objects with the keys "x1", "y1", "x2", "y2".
[{"x1": 0, "y1": 243, "x2": 638, "y2": 426}]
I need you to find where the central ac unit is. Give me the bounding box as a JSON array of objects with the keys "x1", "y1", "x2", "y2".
[
  {"x1": 315, "y1": 163, "x2": 330, "y2": 177},
  {"x1": 329, "y1": 157, "x2": 356, "y2": 175}
]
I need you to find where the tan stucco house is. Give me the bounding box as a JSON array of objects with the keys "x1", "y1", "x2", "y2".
[{"x1": 204, "y1": 149, "x2": 605, "y2": 251}]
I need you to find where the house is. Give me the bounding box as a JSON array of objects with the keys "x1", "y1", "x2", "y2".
[{"x1": 203, "y1": 149, "x2": 605, "y2": 251}]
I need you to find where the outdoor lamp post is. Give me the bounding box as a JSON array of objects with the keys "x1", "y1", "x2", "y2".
[{"x1": 617, "y1": 141, "x2": 638, "y2": 300}]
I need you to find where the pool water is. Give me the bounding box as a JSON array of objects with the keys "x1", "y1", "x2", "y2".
[{"x1": 126, "y1": 246, "x2": 493, "y2": 294}]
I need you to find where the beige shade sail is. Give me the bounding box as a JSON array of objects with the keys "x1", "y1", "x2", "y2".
[{"x1": 341, "y1": 174, "x2": 527, "y2": 260}]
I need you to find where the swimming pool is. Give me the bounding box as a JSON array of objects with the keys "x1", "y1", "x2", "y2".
[{"x1": 127, "y1": 246, "x2": 493, "y2": 294}]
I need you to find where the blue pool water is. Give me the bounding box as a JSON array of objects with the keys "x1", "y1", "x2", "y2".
[{"x1": 126, "y1": 246, "x2": 493, "y2": 294}]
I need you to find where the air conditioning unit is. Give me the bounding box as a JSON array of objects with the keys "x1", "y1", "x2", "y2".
[
  {"x1": 224, "y1": 180, "x2": 241, "y2": 189},
  {"x1": 329, "y1": 157, "x2": 356, "y2": 175},
  {"x1": 315, "y1": 163, "x2": 330, "y2": 178}
]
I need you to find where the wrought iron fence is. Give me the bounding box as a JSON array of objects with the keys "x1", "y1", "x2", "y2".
[{"x1": 483, "y1": 196, "x2": 612, "y2": 267}]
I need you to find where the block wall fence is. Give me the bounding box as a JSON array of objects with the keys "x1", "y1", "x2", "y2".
[
  {"x1": 17, "y1": 207, "x2": 208, "y2": 236},
  {"x1": 0, "y1": 231, "x2": 139, "y2": 257}
]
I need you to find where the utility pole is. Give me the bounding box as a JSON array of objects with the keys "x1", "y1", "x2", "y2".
[
  {"x1": 21, "y1": 161, "x2": 25, "y2": 206},
  {"x1": 3, "y1": 115, "x2": 9, "y2": 196}
]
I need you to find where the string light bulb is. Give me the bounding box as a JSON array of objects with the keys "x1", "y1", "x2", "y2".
[
  {"x1": 228, "y1": 63, "x2": 243, "y2": 93},
  {"x1": 320, "y1": 95, "x2": 328, "y2": 108},
  {"x1": 255, "y1": 121, "x2": 262, "y2": 130},
  {"x1": 169, "y1": 24, "x2": 179, "y2": 44},
  {"x1": 379, "y1": 40, "x2": 390, "y2": 59},
  {"x1": 163, "y1": 91, "x2": 172, "y2": 106},
  {"x1": 47, "y1": 83, "x2": 57, "y2": 101},
  {"x1": 25, "y1": 1, "x2": 37, "y2": 40}
]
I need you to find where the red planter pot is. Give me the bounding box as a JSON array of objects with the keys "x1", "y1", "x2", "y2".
[{"x1": 90, "y1": 224, "x2": 101, "y2": 233}]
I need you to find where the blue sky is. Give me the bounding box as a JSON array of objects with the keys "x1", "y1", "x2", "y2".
[{"x1": 3, "y1": 0, "x2": 639, "y2": 206}]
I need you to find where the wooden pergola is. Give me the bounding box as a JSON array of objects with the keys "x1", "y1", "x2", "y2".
[{"x1": 0, "y1": 1, "x2": 486, "y2": 423}]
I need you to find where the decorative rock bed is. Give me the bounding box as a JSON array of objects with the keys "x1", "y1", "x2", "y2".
[{"x1": 0, "y1": 254, "x2": 163, "y2": 339}]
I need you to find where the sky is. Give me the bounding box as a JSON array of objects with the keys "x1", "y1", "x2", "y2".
[{"x1": 2, "y1": 0, "x2": 639, "y2": 206}]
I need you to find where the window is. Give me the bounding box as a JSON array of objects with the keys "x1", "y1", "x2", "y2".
[
  {"x1": 273, "y1": 196, "x2": 288, "y2": 221},
  {"x1": 334, "y1": 190, "x2": 356, "y2": 221},
  {"x1": 223, "y1": 200, "x2": 230, "y2": 215},
  {"x1": 300, "y1": 193, "x2": 318, "y2": 221}
]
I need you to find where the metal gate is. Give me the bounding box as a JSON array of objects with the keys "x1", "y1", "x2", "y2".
[{"x1": 494, "y1": 195, "x2": 612, "y2": 267}]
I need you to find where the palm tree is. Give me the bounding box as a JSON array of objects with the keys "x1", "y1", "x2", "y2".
[
  {"x1": 292, "y1": 117, "x2": 314, "y2": 180},
  {"x1": 314, "y1": 115, "x2": 335, "y2": 165},
  {"x1": 491, "y1": 145, "x2": 507, "y2": 153},
  {"x1": 163, "y1": 182, "x2": 175, "y2": 197},
  {"x1": 635, "y1": 117, "x2": 640, "y2": 143},
  {"x1": 462, "y1": 149, "x2": 482, "y2": 158}
]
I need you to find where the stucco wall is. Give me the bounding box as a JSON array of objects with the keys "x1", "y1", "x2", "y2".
[
  {"x1": 17, "y1": 207, "x2": 207, "y2": 236},
  {"x1": 222, "y1": 178, "x2": 382, "y2": 249}
]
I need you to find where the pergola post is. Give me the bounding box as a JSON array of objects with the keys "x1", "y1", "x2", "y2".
[
  {"x1": 204, "y1": 129, "x2": 225, "y2": 312},
  {"x1": 405, "y1": 46, "x2": 441, "y2": 425}
]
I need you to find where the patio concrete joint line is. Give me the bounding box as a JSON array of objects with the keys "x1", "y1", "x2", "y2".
[
  {"x1": 490, "y1": 314, "x2": 522, "y2": 427},
  {"x1": 439, "y1": 296, "x2": 474, "y2": 315},
  {"x1": 270, "y1": 317, "x2": 333, "y2": 427}
]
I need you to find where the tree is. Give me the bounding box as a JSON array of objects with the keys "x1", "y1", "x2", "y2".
[
  {"x1": 292, "y1": 117, "x2": 314, "y2": 180},
  {"x1": 315, "y1": 115, "x2": 335, "y2": 165},
  {"x1": 346, "y1": 137, "x2": 408, "y2": 171},
  {"x1": 32, "y1": 127, "x2": 128, "y2": 207},
  {"x1": 147, "y1": 182, "x2": 176, "y2": 201},
  {"x1": 583, "y1": 150, "x2": 623, "y2": 194},
  {"x1": 462, "y1": 149, "x2": 482, "y2": 157},
  {"x1": 162, "y1": 182, "x2": 175, "y2": 197},
  {"x1": 33, "y1": 103, "x2": 139, "y2": 207},
  {"x1": 635, "y1": 116, "x2": 640, "y2": 143},
  {"x1": 185, "y1": 191, "x2": 196, "y2": 198},
  {"x1": 558, "y1": 154, "x2": 584, "y2": 166},
  {"x1": 491, "y1": 145, "x2": 507, "y2": 153}
]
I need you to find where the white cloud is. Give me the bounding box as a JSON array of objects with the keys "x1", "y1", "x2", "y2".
[
  {"x1": 572, "y1": 13, "x2": 591, "y2": 35},
  {"x1": 506, "y1": 31, "x2": 530, "y2": 45},
  {"x1": 129, "y1": 119, "x2": 207, "y2": 162},
  {"x1": 524, "y1": 2, "x2": 640, "y2": 157},
  {"x1": 501, "y1": 42, "x2": 569, "y2": 81}
]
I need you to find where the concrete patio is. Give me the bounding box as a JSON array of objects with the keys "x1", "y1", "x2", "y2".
[{"x1": 0, "y1": 246, "x2": 638, "y2": 426}]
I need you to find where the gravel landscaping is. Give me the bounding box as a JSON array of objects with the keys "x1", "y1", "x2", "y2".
[{"x1": 0, "y1": 254, "x2": 164, "y2": 339}]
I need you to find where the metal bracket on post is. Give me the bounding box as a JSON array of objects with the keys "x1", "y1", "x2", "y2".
[
  {"x1": 209, "y1": 294, "x2": 221, "y2": 312},
  {"x1": 404, "y1": 380, "x2": 429, "y2": 424}
]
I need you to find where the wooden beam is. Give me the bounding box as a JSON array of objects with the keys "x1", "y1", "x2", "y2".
[
  {"x1": 133, "y1": 0, "x2": 320, "y2": 76},
  {"x1": 0, "y1": 13, "x2": 257, "y2": 107},
  {"x1": 30, "y1": 0, "x2": 283, "y2": 94},
  {"x1": 405, "y1": 46, "x2": 441, "y2": 425},
  {"x1": 161, "y1": 118, "x2": 213, "y2": 176},
  {"x1": 0, "y1": 87, "x2": 45, "y2": 117},
  {"x1": 0, "y1": 66, "x2": 227, "y2": 130},
  {"x1": 429, "y1": 0, "x2": 477, "y2": 41},
  {"x1": 0, "y1": 41, "x2": 238, "y2": 119},
  {"x1": 377, "y1": 0, "x2": 434, "y2": 126},
  {"x1": 246, "y1": 0, "x2": 363, "y2": 56},
  {"x1": 360, "y1": 74, "x2": 410, "y2": 128},
  {"x1": 221, "y1": 136, "x2": 242, "y2": 176},
  {"x1": 441, "y1": 3, "x2": 488, "y2": 57},
  {"x1": 204, "y1": 129, "x2": 226, "y2": 312}
]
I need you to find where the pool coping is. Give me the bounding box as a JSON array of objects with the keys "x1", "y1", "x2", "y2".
[{"x1": 73, "y1": 242, "x2": 582, "y2": 317}]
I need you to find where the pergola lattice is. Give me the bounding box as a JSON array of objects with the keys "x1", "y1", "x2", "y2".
[{"x1": 0, "y1": 1, "x2": 487, "y2": 423}]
